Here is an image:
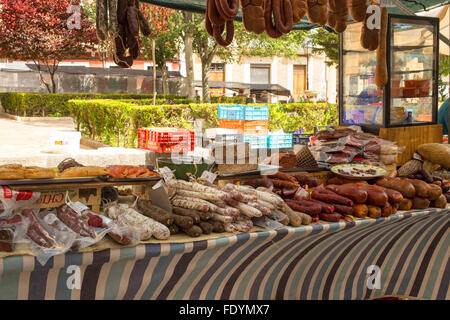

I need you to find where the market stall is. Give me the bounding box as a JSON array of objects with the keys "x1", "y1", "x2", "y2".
[
  {"x1": 0, "y1": 0, "x2": 449, "y2": 301},
  {"x1": 0, "y1": 208, "x2": 448, "y2": 300}
]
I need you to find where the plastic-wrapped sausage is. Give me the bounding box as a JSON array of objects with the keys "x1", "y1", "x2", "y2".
[
  {"x1": 56, "y1": 205, "x2": 96, "y2": 238},
  {"x1": 22, "y1": 209, "x2": 56, "y2": 248}
]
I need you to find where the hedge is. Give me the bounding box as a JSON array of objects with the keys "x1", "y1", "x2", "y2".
[
  {"x1": 0, "y1": 92, "x2": 190, "y2": 117},
  {"x1": 67, "y1": 99, "x2": 338, "y2": 148}
]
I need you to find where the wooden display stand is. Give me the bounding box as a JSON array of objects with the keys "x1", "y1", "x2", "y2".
[
  {"x1": 10, "y1": 180, "x2": 159, "y2": 212},
  {"x1": 379, "y1": 124, "x2": 443, "y2": 166}
]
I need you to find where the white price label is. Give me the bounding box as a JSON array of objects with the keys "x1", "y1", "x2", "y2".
[
  {"x1": 159, "y1": 167, "x2": 175, "y2": 182},
  {"x1": 200, "y1": 171, "x2": 217, "y2": 184},
  {"x1": 67, "y1": 201, "x2": 89, "y2": 215}
]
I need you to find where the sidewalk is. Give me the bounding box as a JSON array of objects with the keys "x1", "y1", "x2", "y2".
[{"x1": 0, "y1": 116, "x2": 151, "y2": 167}]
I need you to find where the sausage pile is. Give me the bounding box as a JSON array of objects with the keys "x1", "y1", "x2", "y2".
[
  {"x1": 166, "y1": 178, "x2": 312, "y2": 230},
  {"x1": 96, "y1": 0, "x2": 152, "y2": 68}
]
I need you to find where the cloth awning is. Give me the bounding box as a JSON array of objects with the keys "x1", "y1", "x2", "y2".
[
  {"x1": 141, "y1": 0, "x2": 449, "y2": 30},
  {"x1": 194, "y1": 80, "x2": 291, "y2": 96}
]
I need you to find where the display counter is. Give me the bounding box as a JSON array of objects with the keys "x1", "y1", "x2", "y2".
[{"x1": 0, "y1": 207, "x2": 448, "y2": 300}]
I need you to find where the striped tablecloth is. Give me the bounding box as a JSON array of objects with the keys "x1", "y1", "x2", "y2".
[{"x1": 0, "y1": 208, "x2": 448, "y2": 300}]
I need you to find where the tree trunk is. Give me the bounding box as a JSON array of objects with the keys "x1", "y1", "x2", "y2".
[
  {"x1": 201, "y1": 60, "x2": 211, "y2": 103},
  {"x1": 49, "y1": 72, "x2": 57, "y2": 93},
  {"x1": 161, "y1": 63, "x2": 169, "y2": 95},
  {"x1": 183, "y1": 12, "x2": 195, "y2": 100},
  {"x1": 152, "y1": 38, "x2": 157, "y2": 105},
  {"x1": 200, "y1": 44, "x2": 218, "y2": 104}
]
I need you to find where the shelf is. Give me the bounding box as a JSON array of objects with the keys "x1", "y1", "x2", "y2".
[
  {"x1": 391, "y1": 96, "x2": 432, "y2": 99},
  {"x1": 392, "y1": 69, "x2": 434, "y2": 74},
  {"x1": 391, "y1": 45, "x2": 433, "y2": 51}
]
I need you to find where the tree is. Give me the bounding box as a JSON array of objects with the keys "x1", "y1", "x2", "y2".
[
  {"x1": 234, "y1": 24, "x2": 308, "y2": 60},
  {"x1": 140, "y1": 6, "x2": 180, "y2": 95},
  {"x1": 139, "y1": 4, "x2": 173, "y2": 104},
  {"x1": 181, "y1": 11, "x2": 196, "y2": 101},
  {"x1": 189, "y1": 14, "x2": 235, "y2": 103},
  {"x1": 0, "y1": 0, "x2": 97, "y2": 93},
  {"x1": 308, "y1": 27, "x2": 339, "y2": 66},
  {"x1": 438, "y1": 54, "x2": 450, "y2": 101}
]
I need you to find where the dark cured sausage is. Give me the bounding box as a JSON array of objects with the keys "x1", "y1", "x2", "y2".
[
  {"x1": 56, "y1": 205, "x2": 96, "y2": 238},
  {"x1": 273, "y1": 0, "x2": 293, "y2": 34},
  {"x1": 213, "y1": 20, "x2": 235, "y2": 47},
  {"x1": 333, "y1": 204, "x2": 353, "y2": 216},
  {"x1": 284, "y1": 199, "x2": 321, "y2": 217},
  {"x1": 264, "y1": 0, "x2": 283, "y2": 38},
  {"x1": 326, "y1": 184, "x2": 368, "y2": 204},
  {"x1": 22, "y1": 209, "x2": 56, "y2": 248},
  {"x1": 311, "y1": 188, "x2": 353, "y2": 206},
  {"x1": 319, "y1": 212, "x2": 342, "y2": 222},
  {"x1": 215, "y1": 0, "x2": 239, "y2": 20}
]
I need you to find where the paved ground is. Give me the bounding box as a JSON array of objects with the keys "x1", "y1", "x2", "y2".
[{"x1": 0, "y1": 116, "x2": 151, "y2": 167}]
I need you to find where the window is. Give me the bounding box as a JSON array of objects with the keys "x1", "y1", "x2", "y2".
[
  {"x1": 250, "y1": 64, "x2": 270, "y2": 84},
  {"x1": 211, "y1": 63, "x2": 224, "y2": 72}
]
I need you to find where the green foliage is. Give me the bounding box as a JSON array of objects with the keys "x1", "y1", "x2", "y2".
[
  {"x1": 268, "y1": 103, "x2": 338, "y2": 133},
  {"x1": 67, "y1": 99, "x2": 337, "y2": 148},
  {"x1": 438, "y1": 54, "x2": 450, "y2": 102},
  {"x1": 308, "y1": 28, "x2": 339, "y2": 66},
  {"x1": 234, "y1": 23, "x2": 308, "y2": 60},
  {"x1": 0, "y1": 92, "x2": 189, "y2": 117}
]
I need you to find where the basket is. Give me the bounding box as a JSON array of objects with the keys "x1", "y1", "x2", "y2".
[
  {"x1": 268, "y1": 134, "x2": 293, "y2": 149},
  {"x1": 244, "y1": 105, "x2": 269, "y2": 121},
  {"x1": 243, "y1": 120, "x2": 269, "y2": 135},
  {"x1": 243, "y1": 134, "x2": 268, "y2": 149},
  {"x1": 138, "y1": 128, "x2": 194, "y2": 153},
  {"x1": 219, "y1": 119, "x2": 244, "y2": 131},
  {"x1": 295, "y1": 145, "x2": 319, "y2": 169},
  {"x1": 218, "y1": 105, "x2": 244, "y2": 120}
]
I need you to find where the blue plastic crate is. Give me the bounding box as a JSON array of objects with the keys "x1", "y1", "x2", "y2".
[
  {"x1": 268, "y1": 134, "x2": 293, "y2": 149},
  {"x1": 243, "y1": 134, "x2": 268, "y2": 149},
  {"x1": 218, "y1": 105, "x2": 244, "y2": 120},
  {"x1": 244, "y1": 105, "x2": 269, "y2": 121}
]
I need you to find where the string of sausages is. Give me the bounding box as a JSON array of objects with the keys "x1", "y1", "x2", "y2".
[
  {"x1": 205, "y1": 0, "x2": 239, "y2": 47},
  {"x1": 207, "y1": 0, "x2": 381, "y2": 55}
]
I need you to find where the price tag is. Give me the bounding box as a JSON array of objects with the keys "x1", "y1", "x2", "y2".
[
  {"x1": 159, "y1": 166, "x2": 175, "y2": 182},
  {"x1": 67, "y1": 201, "x2": 89, "y2": 214},
  {"x1": 200, "y1": 171, "x2": 217, "y2": 184}
]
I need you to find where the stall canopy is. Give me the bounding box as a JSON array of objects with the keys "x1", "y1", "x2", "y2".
[
  {"x1": 25, "y1": 64, "x2": 182, "y2": 78},
  {"x1": 141, "y1": 0, "x2": 449, "y2": 30},
  {"x1": 194, "y1": 80, "x2": 291, "y2": 96}
]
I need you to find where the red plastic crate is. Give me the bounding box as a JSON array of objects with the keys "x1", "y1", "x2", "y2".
[{"x1": 138, "y1": 128, "x2": 194, "y2": 153}]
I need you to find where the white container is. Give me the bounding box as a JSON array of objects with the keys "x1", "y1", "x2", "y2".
[{"x1": 49, "y1": 131, "x2": 81, "y2": 153}]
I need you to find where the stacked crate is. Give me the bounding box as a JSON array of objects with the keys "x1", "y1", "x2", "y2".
[
  {"x1": 138, "y1": 127, "x2": 195, "y2": 153},
  {"x1": 219, "y1": 105, "x2": 271, "y2": 149}
]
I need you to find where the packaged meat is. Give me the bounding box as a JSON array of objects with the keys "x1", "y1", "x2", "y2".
[
  {"x1": 0, "y1": 187, "x2": 40, "y2": 217},
  {"x1": 0, "y1": 227, "x2": 15, "y2": 252},
  {"x1": 21, "y1": 209, "x2": 73, "y2": 266}
]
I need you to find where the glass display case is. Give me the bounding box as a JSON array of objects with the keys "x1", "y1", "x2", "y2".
[{"x1": 339, "y1": 14, "x2": 439, "y2": 134}]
